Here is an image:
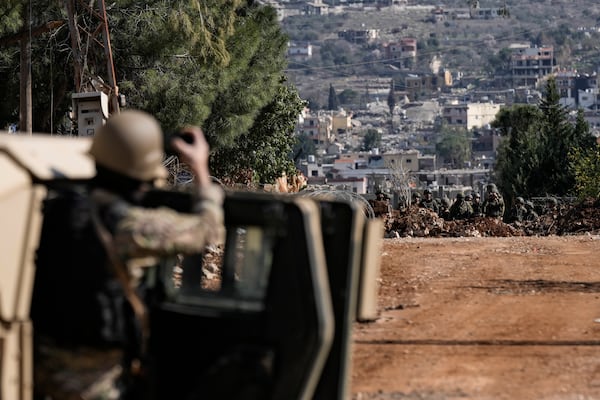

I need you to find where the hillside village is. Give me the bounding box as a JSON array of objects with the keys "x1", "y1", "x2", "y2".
[{"x1": 269, "y1": 0, "x2": 600, "y2": 206}]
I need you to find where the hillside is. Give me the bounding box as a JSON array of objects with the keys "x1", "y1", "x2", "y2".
[{"x1": 282, "y1": 0, "x2": 600, "y2": 105}]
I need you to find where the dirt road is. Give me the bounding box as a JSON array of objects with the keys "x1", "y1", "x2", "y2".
[{"x1": 351, "y1": 235, "x2": 600, "y2": 400}]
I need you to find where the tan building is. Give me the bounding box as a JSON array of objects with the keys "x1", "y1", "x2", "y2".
[
  {"x1": 381, "y1": 150, "x2": 420, "y2": 173},
  {"x1": 298, "y1": 111, "x2": 332, "y2": 145},
  {"x1": 443, "y1": 101, "x2": 502, "y2": 130},
  {"x1": 405, "y1": 71, "x2": 452, "y2": 100},
  {"x1": 466, "y1": 102, "x2": 502, "y2": 130},
  {"x1": 331, "y1": 109, "x2": 353, "y2": 135}
]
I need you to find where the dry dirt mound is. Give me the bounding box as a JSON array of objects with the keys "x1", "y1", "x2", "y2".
[{"x1": 369, "y1": 198, "x2": 600, "y2": 238}]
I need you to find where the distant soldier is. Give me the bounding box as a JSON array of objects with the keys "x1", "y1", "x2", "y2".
[
  {"x1": 411, "y1": 191, "x2": 421, "y2": 206},
  {"x1": 507, "y1": 196, "x2": 527, "y2": 223},
  {"x1": 438, "y1": 196, "x2": 451, "y2": 220},
  {"x1": 419, "y1": 188, "x2": 439, "y2": 214},
  {"x1": 524, "y1": 200, "x2": 539, "y2": 221},
  {"x1": 471, "y1": 192, "x2": 483, "y2": 217},
  {"x1": 544, "y1": 197, "x2": 559, "y2": 215},
  {"x1": 482, "y1": 183, "x2": 505, "y2": 219},
  {"x1": 449, "y1": 192, "x2": 473, "y2": 220}
]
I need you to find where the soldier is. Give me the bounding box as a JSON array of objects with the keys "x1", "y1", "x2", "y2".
[
  {"x1": 411, "y1": 191, "x2": 421, "y2": 206},
  {"x1": 524, "y1": 200, "x2": 539, "y2": 221},
  {"x1": 482, "y1": 183, "x2": 505, "y2": 219},
  {"x1": 438, "y1": 196, "x2": 451, "y2": 220},
  {"x1": 544, "y1": 196, "x2": 559, "y2": 215},
  {"x1": 471, "y1": 192, "x2": 483, "y2": 217},
  {"x1": 419, "y1": 188, "x2": 439, "y2": 214},
  {"x1": 33, "y1": 110, "x2": 225, "y2": 399},
  {"x1": 507, "y1": 196, "x2": 527, "y2": 223},
  {"x1": 448, "y1": 192, "x2": 473, "y2": 220}
]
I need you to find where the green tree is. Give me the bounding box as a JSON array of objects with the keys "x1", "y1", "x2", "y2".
[
  {"x1": 328, "y1": 83, "x2": 339, "y2": 111},
  {"x1": 0, "y1": 1, "x2": 23, "y2": 34},
  {"x1": 435, "y1": 127, "x2": 471, "y2": 168},
  {"x1": 338, "y1": 88, "x2": 359, "y2": 106},
  {"x1": 1, "y1": 1, "x2": 304, "y2": 185},
  {"x1": 538, "y1": 77, "x2": 580, "y2": 195},
  {"x1": 492, "y1": 78, "x2": 596, "y2": 199},
  {"x1": 362, "y1": 128, "x2": 381, "y2": 151},
  {"x1": 492, "y1": 104, "x2": 543, "y2": 202},
  {"x1": 569, "y1": 144, "x2": 600, "y2": 200},
  {"x1": 210, "y1": 80, "x2": 306, "y2": 184},
  {"x1": 292, "y1": 132, "x2": 317, "y2": 163},
  {"x1": 387, "y1": 79, "x2": 395, "y2": 117}
]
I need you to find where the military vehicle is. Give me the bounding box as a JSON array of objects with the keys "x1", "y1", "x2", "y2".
[{"x1": 0, "y1": 132, "x2": 383, "y2": 399}]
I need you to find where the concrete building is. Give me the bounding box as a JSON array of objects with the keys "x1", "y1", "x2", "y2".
[
  {"x1": 442, "y1": 101, "x2": 502, "y2": 130},
  {"x1": 511, "y1": 45, "x2": 555, "y2": 87},
  {"x1": 331, "y1": 109, "x2": 353, "y2": 135},
  {"x1": 385, "y1": 38, "x2": 417, "y2": 61},
  {"x1": 297, "y1": 111, "x2": 333, "y2": 145},
  {"x1": 305, "y1": 0, "x2": 328, "y2": 15},
  {"x1": 337, "y1": 28, "x2": 379, "y2": 44},
  {"x1": 405, "y1": 71, "x2": 452, "y2": 101},
  {"x1": 287, "y1": 42, "x2": 312, "y2": 61}
]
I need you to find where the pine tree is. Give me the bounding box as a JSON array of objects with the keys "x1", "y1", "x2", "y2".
[
  {"x1": 387, "y1": 79, "x2": 396, "y2": 131},
  {"x1": 538, "y1": 77, "x2": 577, "y2": 195},
  {"x1": 328, "y1": 83, "x2": 339, "y2": 111}
]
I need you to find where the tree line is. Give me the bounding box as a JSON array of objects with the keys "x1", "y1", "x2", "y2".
[
  {"x1": 492, "y1": 77, "x2": 599, "y2": 205},
  {"x1": 0, "y1": 0, "x2": 305, "y2": 185}
]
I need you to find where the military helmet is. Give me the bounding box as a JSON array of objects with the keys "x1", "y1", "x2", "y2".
[
  {"x1": 465, "y1": 194, "x2": 473, "y2": 201},
  {"x1": 423, "y1": 188, "x2": 432, "y2": 195},
  {"x1": 412, "y1": 192, "x2": 421, "y2": 199},
  {"x1": 89, "y1": 110, "x2": 168, "y2": 182},
  {"x1": 546, "y1": 197, "x2": 558, "y2": 206},
  {"x1": 516, "y1": 196, "x2": 525, "y2": 204},
  {"x1": 456, "y1": 192, "x2": 464, "y2": 199},
  {"x1": 473, "y1": 192, "x2": 481, "y2": 199},
  {"x1": 486, "y1": 183, "x2": 498, "y2": 193},
  {"x1": 525, "y1": 200, "x2": 534, "y2": 209}
]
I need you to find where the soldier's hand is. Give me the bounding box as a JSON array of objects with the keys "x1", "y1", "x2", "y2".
[{"x1": 170, "y1": 126, "x2": 211, "y2": 187}]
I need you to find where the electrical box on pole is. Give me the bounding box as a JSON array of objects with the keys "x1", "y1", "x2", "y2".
[
  {"x1": 71, "y1": 91, "x2": 109, "y2": 137},
  {"x1": 66, "y1": 0, "x2": 122, "y2": 135}
]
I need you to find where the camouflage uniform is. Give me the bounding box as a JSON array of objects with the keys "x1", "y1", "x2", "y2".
[
  {"x1": 448, "y1": 193, "x2": 473, "y2": 220},
  {"x1": 438, "y1": 196, "x2": 451, "y2": 220},
  {"x1": 32, "y1": 112, "x2": 225, "y2": 400},
  {"x1": 419, "y1": 189, "x2": 440, "y2": 214},
  {"x1": 471, "y1": 193, "x2": 483, "y2": 217},
  {"x1": 524, "y1": 201, "x2": 539, "y2": 221},
  {"x1": 482, "y1": 188, "x2": 505, "y2": 219},
  {"x1": 92, "y1": 185, "x2": 224, "y2": 261},
  {"x1": 508, "y1": 197, "x2": 527, "y2": 223}
]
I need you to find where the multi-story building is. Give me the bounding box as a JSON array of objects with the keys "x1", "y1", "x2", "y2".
[
  {"x1": 405, "y1": 71, "x2": 452, "y2": 100},
  {"x1": 552, "y1": 71, "x2": 599, "y2": 108},
  {"x1": 331, "y1": 109, "x2": 353, "y2": 135},
  {"x1": 511, "y1": 45, "x2": 555, "y2": 87},
  {"x1": 297, "y1": 111, "x2": 332, "y2": 146},
  {"x1": 384, "y1": 38, "x2": 417, "y2": 62},
  {"x1": 579, "y1": 88, "x2": 600, "y2": 110},
  {"x1": 381, "y1": 150, "x2": 421, "y2": 173},
  {"x1": 442, "y1": 101, "x2": 502, "y2": 130}
]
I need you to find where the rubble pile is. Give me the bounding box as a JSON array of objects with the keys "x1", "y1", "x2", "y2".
[{"x1": 371, "y1": 199, "x2": 600, "y2": 238}]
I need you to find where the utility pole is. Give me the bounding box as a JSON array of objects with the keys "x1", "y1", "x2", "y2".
[
  {"x1": 65, "y1": 0, "x2": 120, "y2": 115},
  {"x1": 19, "y1": 3, "x2": 32, "y2": 134}
]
